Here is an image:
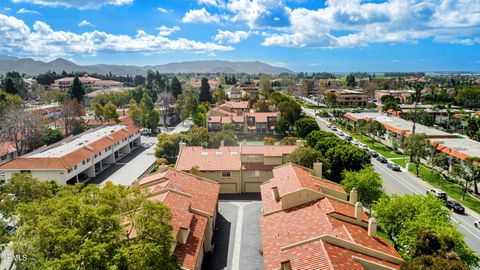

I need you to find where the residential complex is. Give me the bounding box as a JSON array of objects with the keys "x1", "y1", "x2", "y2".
[
  {"x1": 260, "y1": 163, "x2": 403, "y2": 269},
  {"x1": 52, "y1": 75, "x2": 124, "y2": 91},
  {"x1": 175, "y1": 142, "x2": 298, "y2": 193},
  {"x1": 0, "y1": 142, "x2": 17, "y2": 165},
  {"x1": 136, "y1": 168, "x2": 220, "y2": 270},
  {"x1": 374, "y1": 90, "x2": 416, "y2": 103},
  {"x1": 207, "y1": 101, "x2": 280, "y2": 135},
  {"x1": 0, "y1": 125, "x2": 141, "y2": 184}
]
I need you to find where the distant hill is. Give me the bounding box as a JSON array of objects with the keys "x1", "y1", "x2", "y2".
[{"x1": 0, "y1": 57, "x2": 292, "y2": 76}]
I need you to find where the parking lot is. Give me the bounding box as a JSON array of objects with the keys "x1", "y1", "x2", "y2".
[{"x1": 202, "y1": 194, "x2": 264, "y2": 270}]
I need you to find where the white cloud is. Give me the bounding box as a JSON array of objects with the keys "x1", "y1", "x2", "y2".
[
  {"x1": 226, "y1": 0, "x2": 291, "y2": 28},
  {"x1": 10, "y1": 0, "x2": 133, "y2": 9},
  {"x1": 261, "y1": 0, "x2": 480, "y2": 48},
  {"x1": 3, "y1": 7, "x2": 13, "y2": 12},
  {"x1": 182, "y1": 8, "x2": 220, "y2": 24},
  {"x1": 0, "y1": 13, "x2": 233, "y2": 60},
  {"x1": 214, "y1": 30, "x2": 249, "y2": 43},
  {"x1": 157, "y1": 7, "x2": 168, "y2": 13},
  {"x1": 199, "y1": 0, "x2": 225, "y2": 8},
  {"x1": 78, "y1": 20, "x2": 95, "y2": 27},
  {"x1": 17, "y1": 8, "x2": 41, "y2": 14},
  {"x1": 156, "y1": 25, "x2": 180, "y2": 36}
]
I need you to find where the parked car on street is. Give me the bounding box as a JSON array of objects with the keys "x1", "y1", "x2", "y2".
[
  {"x1": 387, "y1": 163, "x2": 401, "y2": 171},
  {"x1": 426, "y1": 189, "x2": 448, "y2": 201},
  {"x1": 362, "y1": 145, "x2": 369, "y2": 150},
  {"x1": 345, "y1": 136, "x2": 353, "y2": 141},
  {"x1": 369, "y1": 151, "x2": 379, "y2": 158},
  {"x1": 376, "y1": 156, "x2": 388, "y2": 163},
  {"x1": 446, "y1": 200, "x2": 465, "y2": 213},
  {"x1": 474, "y1": 220, "x2": 480, "y2": 228}
]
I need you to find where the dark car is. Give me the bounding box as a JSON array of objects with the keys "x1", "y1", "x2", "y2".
[
  {"x1": 387, "y1": 163, "x2": 401, "y2": 171},
  {"x1": 446, "y1": 200, "x2": 465, "y2": 213},
  {"x1": 369, "y1": 151, "x2": 379, "y2": 158},
  {"x1": 376, "y1": 156, "x2": 388, "y2": 163},
  {"x1": 5, "y1": 225, "x2": 15, "y2": 236},
  {"x1": 345, "y1": 136, "x2": 353, "y2": 141},
  {"x1": 426, "y1": 189, "x2": 448, "y2": 201}
]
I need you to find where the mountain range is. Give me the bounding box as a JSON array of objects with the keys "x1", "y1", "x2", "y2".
[{"x1": 0, "y1": 57, "x2": 292, "y2": 76}]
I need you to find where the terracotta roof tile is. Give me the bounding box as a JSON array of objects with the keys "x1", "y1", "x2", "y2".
[
  {"x1": 245, "y1": 112, "x2": 278, "y2": 123},
  {"x1": 175, "y1": 146, "x2": 242, "y2": 172},
  {"x1": 241, "y1": 145, "x2": 296, "y2": 157}
]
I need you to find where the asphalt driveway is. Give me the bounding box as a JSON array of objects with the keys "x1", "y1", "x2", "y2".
[{"x1": 202, "y1": 194, "x2": 264, "y2": 270}]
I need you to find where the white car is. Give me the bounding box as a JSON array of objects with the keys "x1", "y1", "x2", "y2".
[{"x1": 475, "y1": 220, "x2": 480, "y2": 228}]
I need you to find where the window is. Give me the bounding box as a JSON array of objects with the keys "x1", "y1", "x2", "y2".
[
  {"x1": 251, "y1": 170, "x2": 260, "y2": 178},
  {"x1": 94, "y1": 154, "x2": 98, "y2": 158},
  {"x1": 67, "y1": 169, "x2": 72, "y2": 173},
  {"x1": 74, "y1": 165, "x2": 77, "y2": 170},
  {"x1": 82, "y1": 160, "x2": 85, "y2": 165},
  {"x1": 221, "y1": 171, "x2": 231, "y2": 178},
  {"x1": 87, "y1": 158, "x2": 90, "y2": 162}
]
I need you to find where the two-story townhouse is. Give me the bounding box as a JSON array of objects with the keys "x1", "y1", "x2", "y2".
[
  {"x1": 0, "y1": 125, "x2": 141, "y2": 185},
  {"x1": 132, "y1": 168, "x2": 220, "y2": 270},
  {"x1": 260, "y1": 163, "x2": 403, "y2": 269},
  {"x1": 175, "y1": 142, "x2": 299, "y2": 193}
]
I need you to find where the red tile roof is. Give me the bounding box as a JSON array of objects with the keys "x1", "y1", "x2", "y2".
[
  {"x1": 222, "y1": 101, "x2": 249, "y2": 110},
  {"x1": 245, "y1": 112, "x2": 278, "y2": 123},
  {"x1": 175, "y1": 146, "x2": 242, "y2": 172},
  {"x1": 260, "y1": 165, "x2": 402, "y2": 270},
  {"x1": 241, "y1": 145, "x2": 297, "y2": 157},
  {"x1": 137, "y1": 168, "x2": 219, "y2": 270},
  {"x1": 0, "y1": 142, "x2": 16, "y2": 156},
  {"x1": 139, "y1": 168, "x2": 220, "y2": 216}
]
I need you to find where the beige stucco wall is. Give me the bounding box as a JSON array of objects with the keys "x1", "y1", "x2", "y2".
[
  {"x1": 241, "y1": 154, "x2": 264, "y2": 163},
  {"x1": 264, "y1": 156, "x2": 283, "y2": 165},
  {"x1": 281, "y1": 189, "x2": 323, "y2": 210},
  {"x1": 201, "y1": 171, "x2": 241, "y2": 193}
]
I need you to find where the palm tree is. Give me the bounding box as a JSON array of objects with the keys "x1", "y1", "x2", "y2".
[{"x1": 411, "y1": 83, "x2": 424, "y2": 135}]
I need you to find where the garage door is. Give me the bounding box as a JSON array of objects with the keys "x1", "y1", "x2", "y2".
[
  {"x1": 244, "y1": 182, "x2": 262, "y2": 193},
  {"x1": 220, "y1": 183, "x2": 237, "y2": 193}
]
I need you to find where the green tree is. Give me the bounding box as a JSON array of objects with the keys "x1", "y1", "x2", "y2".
[
  {"x1": 274, "y1": 118, "x2": 291, "y2": 135},
  {"x1": 346, "y1": 74, "x2": 356, "y2": 87},
  {"x1": 171, "y1": 76, "x2": 182, "y2": 99},
  {"x1": 356, "y1": 119, "x2": 368, "y2": 139},
  {"x1": 146, "y1": 109, "x2": 160, "y2": 132},
  {"x1": 372, "y1": 194, "x2": 479, "y2": 267},
  {"x1": 254, "y1": 99, "x2": 270, "y2": 112},
  {"x1": 324, "y1": 143, "x2": 371, "y2": 182},
  {"x1": 1, "y1": 176, "x2": 180, "y2": 270},
  {"x1": 404, "y1": 133, "x2": 428, "y2": 176},
  {"x1": 189, "y1": 126, "x2": 209, "y2": 146},
  {"x1": 277, "y1": 99, "x2": 302, "y2": 124},
  {"x1": 129, "y1": 99, "x2": 142, "y2": 126},
  {"x1": 259, "y1": 76, "x2": 273, "y2": 98},
  {"x1": 305, "y1": 130, "x2": 337, "y2": 148},
  {"x1": 93, "y1": 102, "x2": 105, "y2": 122},
  {"x1": 192, "y1": 105, "x2": 207, "y2": 127},
  {"x1": 213, "y1": 88, "x2": 227, "y2": 105},
  {"x1": 199, "y1": 78, "x2": 213, "y2": 104},
  {"x1": 324, "y1": 92, "x2": 337, "y2": 108},
  {"x1": 177, "y1": 87, "x2": 198, "y2": 122},
  {"x1": 294, "y1": 117, "x2": 320, "y2": 138},
  {"x1": 456, "y1": 86, "x2": 480, "y2": 109},
  {"x1": 341, "y1": 166, "x2": 384, "y2": 205},
  {"x1": 44, "y1": 128, "x2": 64, "y2": 145},
  {"x1": 382, "y1": 101, "x2": 400, "y2": 112},
  {"x1": 381, "y1": 95, "x2": 396, "y2": 104},
  {"x1": 287, "y1": 147, "x2": 326, "y2": 169},
  {"x1": 68, "y1": 76, "x2": 85, "y2": 104},
  {"x1": 104, "y1": 101, "x2": 120, "y2": 123},
  {"x1": 366, "y1": 120, "x2": 385, "y2": 146},
  {"x1": 4, "y1": 77, "x2": 17, "y2": 95},
  {"x1": 208, "y1": 129, "x2": 237, "y2": 148},
  {"x1": 155, "y1": 133, "x2": 188, "y2": 162},
  {"x1": 140, "y1": 92, "x2": 155, "y2": 127}
]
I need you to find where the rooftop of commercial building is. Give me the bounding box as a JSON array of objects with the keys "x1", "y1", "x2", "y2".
[
  {"x1": 344, "y1": 112, "x2": 457, "y2": 138},
  {"x1": 430, "y1": 138, "x2": 480, "y2": 160}
]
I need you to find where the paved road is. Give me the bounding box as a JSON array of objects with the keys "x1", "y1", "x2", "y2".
[
  {"x1": 202, "y1": 194, "x2": 263, "y2": 270},
  {"x1": 303, "y1": 108, "x2": 480, "y2": 256},
  {"x1": 90, "y1": 120, "x2": 193, "y2": 186}
]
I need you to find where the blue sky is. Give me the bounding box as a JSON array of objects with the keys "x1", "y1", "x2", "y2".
[{"x1": 0, "y1": 0, "x2": 479, "y2": 72}]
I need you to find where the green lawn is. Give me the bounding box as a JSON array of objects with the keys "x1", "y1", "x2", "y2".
[
  {"x1": 350, "y1": 133, "x2": 403, "y2": 159},
  {"x1": 409, "y1": 164, "x2": 480, "y2": 214}
]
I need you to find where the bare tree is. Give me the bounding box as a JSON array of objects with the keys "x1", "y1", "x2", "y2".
[
  {"x1": 0, "y1": 106, "x2": 47, "y2": 155},
  {"x1": 61, "y1": 99, "x2": 85, "y2": 136},
  {"x1": 157, "y1": 92, "x2": 175, "y2": 128}
]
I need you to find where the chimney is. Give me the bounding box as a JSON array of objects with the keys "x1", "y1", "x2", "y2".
[
  {"x1": 355, "y1": 202, "x2": 363, "y2": 221},
  {"x1": 272, "y1": 187, "x2": 280, "y2": 202},
  {"x1": 179, "y1": 141, "x2": 186, "y2": 152},
  {"x1": 313, "y1": 162, "x2": 322, "y2": 178},
  {"x1": 157, "y1": 164, "x2": 169, "y2": 173},
  {"x1": 220, "y1": 140, "x2": 225, "y2": 147},
  {"x1": 296, "y1": 140, "x2": 304, "y2": 147},
  {"x1": 349, "y1": 188, "x2": 358, "y2": 204},
  {"x1": 368, "y1": 218, "x2": 377, "y2": 237}
]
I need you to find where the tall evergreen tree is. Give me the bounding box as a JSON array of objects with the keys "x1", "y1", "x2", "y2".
[
  {"x1": 199, "y1": 78, "x2": 213, "y2": 103},
  {"x1": 68, "y1": 76, "x2": 85, "y2": 104},
  {"x1": 4, "y1": 77, "x2": 17, "y2": 95},
  {"x1": 171, "y1": 76, "x2": 182, "y2": 99}
]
